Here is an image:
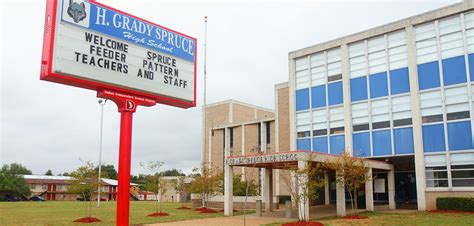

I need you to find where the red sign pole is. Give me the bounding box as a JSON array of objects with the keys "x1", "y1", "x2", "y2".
[
  {"x1": 97, "y1": 90, "x2": 156, "y2": 226},
  {"x1": 117, "y1": 110, "x2": 133, "y2": 226}
]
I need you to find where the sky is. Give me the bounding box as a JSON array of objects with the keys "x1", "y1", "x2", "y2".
[{"x1": 0, "y1": 0, "x2": 459, "y2": 176}]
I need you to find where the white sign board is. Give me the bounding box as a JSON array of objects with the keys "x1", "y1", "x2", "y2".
[{"x1": 46, "y1": 0, "x2": 196, "y2": 105}]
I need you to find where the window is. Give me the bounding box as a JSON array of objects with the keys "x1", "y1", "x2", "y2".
[
  {"x1": 297, "y1": 139, "x2": 311, "y2": 151},
  {"x1": 390, "y1": 68, "x2": 410, "y2": 95},
  {"x1": 370, "y1": 72, "x2": 389, "y2": 98},
  {"x1": 422, "y1": 124, "x2": 446, "y2": 152},
  {"x1": 394, "y1": 127, "x2": 414, "y2": 155},
  {"x1": 420, "y1": 90, "x2": 443, "y2": 123},
  {"x1": 297, "y1": 112, "x2": 310, "y2": 135},
  {"x1": 295, "y1": 57, "x2": 310, "y2": 89},
  {"x1": 415, "y1": 22, "x2": 440, "y2": 90},
  {"x1": 392, "y1": 95, "x2": 412, "y2": 126},
  {"x1": 349, "y1": 41, "x2": 366, "y2": 78},
  {"x1": 388, "y1": 31, "x2": 408, "y2": 71},
  {"x1": 330, "y1": 135, "x2": 345, "y2": 155},
  {"x1": 371, "y1": 98, "x2": 390, "y2": 129},
  {"x1": 425, "y1": 154, "x2": 448, "y2": 187},
  {"x1": 373, "y1": 130, "x2": 392, "y2": 156},
  {"x1": 311, "y1": 85, "x2": 326, "y2": 108},
  {"x1": 466, "y1": 12, "x2": 474, "y2": 81},
  {"x1": 313, "y1": 136, "x2": 328, "y2": 154},
  {"x1": 328, "y1": 81, "x2": 343, "y2": 106},
  {"x1": 439, "y1": 16, "x2": 467, "y2": 86},
  {"x1": 311, "y1": 52, "x2": 325, "y2": 86},
  {"x1": 229, "y1": 127, "x2": 234, "y2": 148},
  {"x1": 57, "y1": 185, "x2": 63, "y2": 191},
  {"x1": 353, "y1": 132, "x2": 370, "y2": 157},
  {"x1": 296, "y1": 88, "x2": 310, "y2": 111},
  {"x1": 447, "y1": 121, "x2": 473, "y2": 151},
  {"x1": 42, "y1": 184, "x2": 47, "y2": 190},
  {"x1": 350, "y1": 76, "x2": 368, "y2": 102},
  {"x1": 352, "y1": 102, "x2": 369, "y2": 131},
  {"x1": 368, "y1": 36, "x2": 386, "y2": 75},
  {"x1": 329, "y1": 106, "x2": 344, "y2": 134},
  {"x1": 266, "y1": 122, "x2": 271, "y2": 144},
  {"x1": 31, "y1": 184, "x2": 36, "y2": 189},
  {"x1": 312, "y1": 108, "x2": 327, "y2": 136},
  {"x1": 327, "y1": 48, "x2": 342, "y2": 80},
  {"x1": 445, "y1": 86, "x2": 469, "y2": 120},
  {"x1": 451, "y1": 153, "x2": 474, "y2": 187}
]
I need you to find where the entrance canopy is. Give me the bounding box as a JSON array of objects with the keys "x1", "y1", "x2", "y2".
[{"x1": 224, "y1": 150, "x2": 393, "y2": 171}]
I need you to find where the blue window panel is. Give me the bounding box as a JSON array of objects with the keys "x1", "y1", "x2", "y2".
[
  {"x1": 296, "y1": 89, "x2": 310, "y2": 111},
  {"x1": 328, "y1": 81, "x2": 343, "y2": 106},
  {"x1": 330, "y1": 135, "x2": 345, "y2": 155},
  {"x1": 297, "y1": 139, "x2": 311, "y2": 151},
  {"x1": 422, "y1": 124, "x2": 446, "y2": 153},
  {"x1": 394, "y1": 127, "x2": 414, "y2": 155},
  {"x1": 469, "y1": 54, "x2": 474, "y2": 81},
  {"x1": 417, "y1": 61, "x2": 440, "y2": 90},
  {"x1": 370, "y1": 72, "x2": 389, "y2": 98},
  {"x1": 353, "y1": 132, "x2": 370, "y2": 157},
  {"x1": 311, "y1": 85, "x2": 326, "y2": 108},
  {"x1": 390, "y1": 67, "x2": 410, "y2": 95},
  {"x1": 350, "y1": 77, "x2": 368, "y2": 102},
  {"x1": 312, "y1": 137, "x2": 328, "y2": 154},
  {"x1": 442, "y1": 55, "x2": 467, "y2": 86},
  {"x1": 373, "y1": 130, "x2": 392, "y2": 156},
  {"x1": 447, "y1": 121, "x2": 473, "y2": 151}
]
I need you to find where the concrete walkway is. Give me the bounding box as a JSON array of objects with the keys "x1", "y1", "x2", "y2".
[{"x1": 146, "y1": 214, "x2": 291, "y2": 226}]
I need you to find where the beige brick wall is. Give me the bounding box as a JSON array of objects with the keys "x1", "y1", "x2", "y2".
[
  {"x1": 256, "y1": 109, "x2": 274, "y2": 119},
  {"x1": 277, "y1": 86, "x2": 290, "y2": 153},
  {"x1": 268, "y1": 121, "x2": 276, "y2": 153},
  {"x1": 210, "y1": 129, "x2": 225, "y2": 170},
  {"x1": 204, "y1": 104, "x2": 230, "y2": 163},
  {"x1": 425, "y1": 191, "x2": 474, "y2": 210},
  {"x1": 232, "y1": 103, "x2": 257, "y2": 124},
  {"x1": 244, "y1": 123, "x2": 260, "y2": 154}
]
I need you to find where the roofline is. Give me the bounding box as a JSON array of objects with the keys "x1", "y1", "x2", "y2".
[
  {"x1": 205, "y1": 99, "x2": 274, "y2": 113},
  {"x1": 275, "y1": 82, "x2": 289, "y2": 90},
  {"x1": 289, "y1": 0, "x2": 473, "y2": 59},
  {"x1": 211, "y1": 117, "x2": 276, "y2": 129}
]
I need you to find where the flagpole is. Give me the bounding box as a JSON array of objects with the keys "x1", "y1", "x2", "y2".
[{"x1": 203, "y1": 16, "x2": 208, "y2": 165}]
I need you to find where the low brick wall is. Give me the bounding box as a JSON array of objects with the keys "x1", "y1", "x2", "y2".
[{"x1": 191, "y1": 199, "x2": 279, "y2": 209}]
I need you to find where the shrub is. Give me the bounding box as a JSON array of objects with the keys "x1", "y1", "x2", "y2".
[{"x1": 436, "y1": 197, "x2": 474, "y2": 212}]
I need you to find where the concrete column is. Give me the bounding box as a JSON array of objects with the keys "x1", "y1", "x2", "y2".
[
  {"x1": 336, "y1": 171, "x2": 346, "y2": 217},
  {"x1": 406, "y1": 25, "x2": 427, "y2": 211},
  {"x1": 388, "y1": 169, "x2": 396, "y2": 210},
  {"x1": 260, "y1": 122, "x2": 267, "y2": 153},
  {"x1": 289, "y1": 59, "x2": 296, "y2": 151},
  {"x1": 341, "y1": 44, "x2": 353, "y2": 155},
  {"x1": 264, "y1": 168, "x2": 273, "y2": 212},
  {"x1": 365, "y1": 168, "x2": 374, "y2": 212},
  {"x1": 241, "y1": 124, "x2": 245, "y2": 179},
  {"x1": 324, "y1": 172, "x2": 330, "y2": 205},
  {"x1": 297, "y1": 161, "x2": 309, "y2": 222},
  {"x1": 224, "y1": 127, "x2": 234, "y2": 216}
]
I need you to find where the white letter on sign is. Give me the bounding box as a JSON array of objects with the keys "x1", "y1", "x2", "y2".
[{"x1": 96, "y1": 7, "x2": 107, "y2": 25}]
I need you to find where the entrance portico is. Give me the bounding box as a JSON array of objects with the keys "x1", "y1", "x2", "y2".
[{"x1": 223, "y1": 151, "x2": 395, "y2": 220}]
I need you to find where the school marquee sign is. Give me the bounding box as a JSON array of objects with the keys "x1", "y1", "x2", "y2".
[
  {"x1": 41, "y1": 0, "x2": 197, "y2": 108},
  {"x1": 225, "y1": 152, "x2": 301, "y2": 166}
]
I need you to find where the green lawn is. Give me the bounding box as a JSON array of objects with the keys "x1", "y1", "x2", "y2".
[
  {"x1": 265, "y1": 211, "x2": 474, "y2": 226},
  {"x1": 0, "y1": 201, "x2": 250, "y2": 225}
]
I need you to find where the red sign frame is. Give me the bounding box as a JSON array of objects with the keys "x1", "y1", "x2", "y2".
[{"x1": 40, "y1": 0, "x2": 197, "y2": 109}]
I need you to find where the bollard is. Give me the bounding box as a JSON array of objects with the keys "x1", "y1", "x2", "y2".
[
  {"x1": 256, "y1": 200, "x2": 262, "y2": 217},
  {"x1": 285, "y1": 200, "x2": 292, "y2": 218}
]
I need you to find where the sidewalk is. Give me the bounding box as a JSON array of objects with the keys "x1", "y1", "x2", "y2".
[{"x1": 145, "y1": 214, "x2": 291, "y2": 226}]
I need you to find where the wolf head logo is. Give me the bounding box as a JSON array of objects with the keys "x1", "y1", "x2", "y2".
[{"x1": 67, "y1": 0, "x2": 87, "y2": 23}]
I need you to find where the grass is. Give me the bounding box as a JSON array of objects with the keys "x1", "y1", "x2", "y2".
[
  {"x1": 263, "y1": 211, "x2": 474, "y2": 226},
  {"x1": 0, "y1": 201, "x2": 251, "y2": 225}
]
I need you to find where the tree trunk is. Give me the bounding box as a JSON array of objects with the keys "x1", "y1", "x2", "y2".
[
  {"x1": 354, "y1": 189, "x2": 358, "y2": 210},
  {"x1": 347, "y1": 187, "x2": 355, "y2": 216}
]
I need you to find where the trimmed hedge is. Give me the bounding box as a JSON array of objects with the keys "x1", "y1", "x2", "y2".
[{"x1": 436, "y1": 197, "x2": 474, "y2": 212}]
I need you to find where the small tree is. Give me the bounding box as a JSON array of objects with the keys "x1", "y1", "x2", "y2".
[
  {"x1": 323, "y1": 152, "x2": 370, "y2": 216},
  {"x1": 281, "y1": 160, "x2": 325, "y2": 222},
  {"x1": 0, "y1": 163, "x2": 31, "y2": 201},
  {"x1": 68, "y1": 161, "x2": 105, "y2": 219},
  {"x1": 188, "y1": 162, "x2": 223, "y2": 208},
  {"x1": 45, "y1": 169, "x2": 53, "y2": 176},
  {"x1": 172, "y1": 175, "x2": 189, "y2": 207},
  {"x1": 140, "y1": 161, "x2": 165, "y2": 213}
]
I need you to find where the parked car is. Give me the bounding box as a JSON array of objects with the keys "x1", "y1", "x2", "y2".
[{"x1": 30, "y1": 196, "x2": 45, "y2": 202}]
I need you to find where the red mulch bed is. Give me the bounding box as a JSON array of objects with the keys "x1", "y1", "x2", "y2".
[
  {"x1": 72, "y1": 217, "x2": 101, "y2": 223},
  {"x1": 147, "y1": 212, "x2": 171, "y2": 217},
  {"x1": 176, "y1": 206, "x2": 192, "y2": 210},
  {"x1": 343, "y1": 215, "x2": 369, "y2": 219},
  {"x1": 198, "y1": 208, "x2": 218, "y2": 213},
  {"x1": 282, "y1": 222, "x2": 324, "y2": 226},
  {"x1": 429, "y1": 210, "x2": 474, "y2": 214},
  {"x1": 218, "y1": 209, "x2": 238, "y2": 212},
  {"x1": 194, "y1": 207, "x2": 208, "y2": 211}
]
